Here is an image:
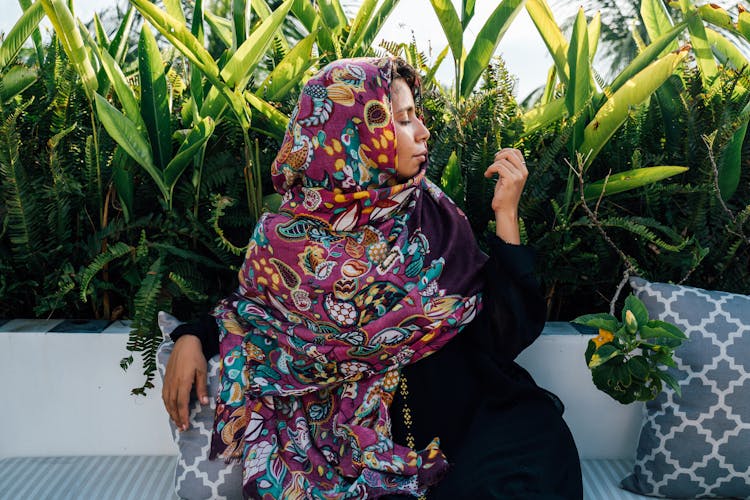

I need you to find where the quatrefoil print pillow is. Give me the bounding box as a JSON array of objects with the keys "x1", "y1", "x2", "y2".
[
  {"x1": 621, "y1": 278, "x2": 750, "y2": 498},
  {"x1": 156, "y1": 312, "x2": 243, "y2": 500}
]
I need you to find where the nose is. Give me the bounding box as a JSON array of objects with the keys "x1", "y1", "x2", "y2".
[{"x1": 416, "y1": 117, "x2": 430, "y2": 142}]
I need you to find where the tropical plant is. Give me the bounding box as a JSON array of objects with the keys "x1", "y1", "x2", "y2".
[
  {"x1": 428, "y1": 0, "x2": 526, "y2": 102},
  {"x1": 646, "y1": 0, "x2": 750, "y2": 203},
  {"x1": 573, "y1": 294, "x2": 687, "y2": 404},
  {"x1": 289, "y1": 0, "x2": 401, "y2": 64}
]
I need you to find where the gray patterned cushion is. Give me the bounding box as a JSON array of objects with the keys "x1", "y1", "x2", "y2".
[
  {"x1": 156, "y1": 312, "x2": 242, "y2": 500},
  {"x1": 621, "y1": 278, "x2": 750, "y2": 498}
]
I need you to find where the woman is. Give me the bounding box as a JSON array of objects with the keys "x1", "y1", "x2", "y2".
[{"x1": 163, "y1": 57, "x2": 582, "y2": 499}]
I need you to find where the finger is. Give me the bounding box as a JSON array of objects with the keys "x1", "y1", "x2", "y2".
[
  {"x1": 494, "y1": 148, "x2": 526, "y2": 169},
  {"x1": 494, "y1": 147, "x2": 516, "y2": 160},
  {"x1": 176, "y1": 385, "x2": 191, "y2": 431},
  {"x1": 494, "y1": 157, "x2": 528, "y2": 183},
  {"x1": 485, "y1": 160, "x2": 523, "y2": 180},
  {"x1": 195, "y1": 369, "x2": 209, "y2": 405},
  {"x1": 162, "y1": 387, "x2": 177, "y2": 426},
  {"x1": 511, "y1": 148, "x2": 525, "y2": 165}
]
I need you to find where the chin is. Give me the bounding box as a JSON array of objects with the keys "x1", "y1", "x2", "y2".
[{"x1": 396, "y1": 162, "x2": 421, "y2": 180}]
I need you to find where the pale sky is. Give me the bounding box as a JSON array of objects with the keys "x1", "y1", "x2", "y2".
[{"x1": 1, "y1": 0, "x2": 551, "y2": 98}]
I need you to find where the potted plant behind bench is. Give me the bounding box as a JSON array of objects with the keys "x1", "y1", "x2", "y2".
[{"x1": 572, "y1": 295, "x2": 686, "y2": 405}]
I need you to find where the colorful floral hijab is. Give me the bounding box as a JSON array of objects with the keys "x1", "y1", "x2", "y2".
[{"x1": 211, "y1": 57, "x2": 487, "y2": 499}]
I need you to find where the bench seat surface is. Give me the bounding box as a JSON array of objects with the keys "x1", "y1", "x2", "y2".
[
  {"x1": 0, "y1": 455, "x2": 176, "y2": 500},
  {"x1": 0, "y1": 456, "x2": 668, "y2": 499}
]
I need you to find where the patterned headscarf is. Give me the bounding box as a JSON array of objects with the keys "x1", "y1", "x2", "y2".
[{"x1": 211, "y1": 57, "x2": 487, "y2": 499}]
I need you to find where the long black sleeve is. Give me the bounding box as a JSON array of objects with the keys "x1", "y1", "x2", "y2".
[
  {"x1": 169, "y1": 314, "x2": 221, "y2": 360},
  {"x1": 480, "y1": 234, "x2": 547, "y2": 363}
]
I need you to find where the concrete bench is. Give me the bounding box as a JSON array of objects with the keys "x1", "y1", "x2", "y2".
[{"x1": 0, "y1": 320, "x2": 654, "y2": 499}]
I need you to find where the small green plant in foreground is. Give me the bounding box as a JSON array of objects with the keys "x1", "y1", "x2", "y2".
[{"x1": 573, "y1": 295, "x2": 688, "y2": 404}]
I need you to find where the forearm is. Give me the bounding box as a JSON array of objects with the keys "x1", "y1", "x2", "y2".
[{"x1": 494, "y1": 209, "x2": 520, "y2": 245}]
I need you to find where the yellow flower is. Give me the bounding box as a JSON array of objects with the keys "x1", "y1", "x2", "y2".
[
  {"x1": 588, "y1": 353, "x2": 602, "y2": 369},
  {"x1": 592, "y1": 328, "x2": 615, "y2": 348},
  {"x1": 625, "y1": 310, "x2": 638, "y2": 333}
]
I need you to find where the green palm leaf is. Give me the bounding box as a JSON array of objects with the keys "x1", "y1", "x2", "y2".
[
  {"x1": 580, "y1": 49, "x2": 688, "y2": 168},
  {"x1": 40, "y1": 0, "x2": 98, "y2": 101},
  {"x1": 429, "y1": 0, "x2": 464, "y2": 67},
  {"x1": 680, "y1": 2, "x2": 718, "y2": 88},
  {"x1": 353, "y1": 0, "x2": 400, "y2": 57},
  {"x1": 463, "y1": 0, "x2": 476, "y2": 27},
  {"x1": 18, "y1": 0, "x2": 45, "y2": 67},
  {"x1": 164, "y1": 117, "x2": 215, "y2": 191},
  {"x1": 318, "y1": 0, "x2": 347, "y2": 31},
  {"x1": 163, "y1": 0, "x2": 188, "y2": 25},
  {"x1": 233, "y1": 0, "x2": 248, "y2": 47},
  {"x1": 566, "y1": 8, "x2": 591, "y2": 152},
  {"x1": 583, "y1": 166, "x2": 689, "y2": 201},
  {"x1": 344, "y1": 0, "x2": 378, "y2": 55},
  {"x1": 526, "y1": 0, "x2": 569, "y2": 86},
  {"x1": 608, "y1": 22, "x2": 686, "y2": 96},
  {"x1": 696, "y1": 3, "x2": 733, "y2": 32},
  {"x1": 291, "y1": 0, "x2": 318, "y2": 32},
  {"x1": 1, "y1": 66, "x2": 37, "y2": 102},
  {"x1": 258, "y1": 31, "x2": 318, "y2": 101},
  {"x1": 587, "y1": 11, "x2": 600, "y2": 62},
  {"x1": 204, "y1": 10, "x2": 234, "y2": 48},
  {"x1": 521, "y1": 96, "x2": 566, "y2": 135},
  {"x1": 108, "y1": 5, "x2": 136, "y2": 65},
  {"x1": 244, "y1": 91, "x2": 289, "y2": 140},
  {"x1": 0, "y1": 0, "x2": 44, "y2": 71},
  {"x1": 94, "y1": 93, "x2": 167, "y2": 199},
  {"x1": 717, "y1": 121, "x2": 747, "y2": 202},
  {"x1": 97, "y1": 48, "x2": 143, "y2": 130},
  {"x1": 129, "y1": 0, "x2": 247, "y2": 128},
  {"x1": 640, "y1": 0, "x2": 679, "y2": 55},
  {"x1": 129, "y1": 0, "x2": 220, "y2": 81},
  {"x1": 220, "y1": 0, "x2": 294, "y2": 89},
  {"x1": 707, "y1": 28, "x2": 749, "y2": 70},
  {"x1": 139, "y1": 27, "x2": 172, "y2": 170},
  {"x1": 460, "y1": 0, "x2": 525, "y2": 97}
]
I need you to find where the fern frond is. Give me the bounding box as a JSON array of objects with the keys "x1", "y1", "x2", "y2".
[
  {"x1": 0, "y1": 100, "x2": 43, "y2": 263},
  {"x1": 126, "y1": 256, "x2": 166, "y2": 394},
  {"x1": 595, "y1": 216, "x2": 690, "y2": 252},
  {"x1": 209, "y1": 194, "x2": 248, "y2": 255},
  {"x1": 79, "y1": 241, "x2": 133, "y2": 302},
  {"x1": 151, "y1": 242, "x2": 226, "y2": 269},
  {"x1": 168, "y1": 271, "x2": 209, "y2": 302}
]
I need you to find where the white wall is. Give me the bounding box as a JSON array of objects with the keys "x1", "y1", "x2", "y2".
[
  {"x1": 0, "y1": 320, "x2": 176, "y2": 459},
  {"x1": 0, "y1": 320, "x2": 641, "y2": 460}
]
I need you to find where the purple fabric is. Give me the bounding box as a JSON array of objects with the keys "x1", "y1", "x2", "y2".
[{"x1": 210, "y1": 57, "x2": 487, "y2": 499}]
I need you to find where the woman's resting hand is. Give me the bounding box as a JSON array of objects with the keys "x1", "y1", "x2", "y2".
[{"x1": 162, "y1": 335, "x2": 209, "y2": 431}]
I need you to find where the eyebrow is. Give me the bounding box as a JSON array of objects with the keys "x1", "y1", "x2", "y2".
[{"x1": 394, "y1": 105, "x2": 414, "y2": 114}]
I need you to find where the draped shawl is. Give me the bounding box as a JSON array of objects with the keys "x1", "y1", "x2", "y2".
[{"x1": 211, "y1": 57, "x2": 488, "y2": 499}]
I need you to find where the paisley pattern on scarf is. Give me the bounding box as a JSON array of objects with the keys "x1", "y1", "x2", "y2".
[{"x1": 210, "y1": 57, "x2": 488, "y2": 499}]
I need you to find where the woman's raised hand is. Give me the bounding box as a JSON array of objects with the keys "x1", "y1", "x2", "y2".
[
  {"x1": 483, "y1": 148, "x2": 528, "y2": 244},
  {"x1": 162, "y1": 335, "x2": 209, "y2": 431}
]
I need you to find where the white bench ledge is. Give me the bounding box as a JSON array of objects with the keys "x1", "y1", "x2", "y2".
[{"x1": 0, "y1": 320, "x2": 642, "y2": 462}]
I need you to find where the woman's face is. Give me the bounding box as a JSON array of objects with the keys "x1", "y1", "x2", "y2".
[{"x1": 390, "y1": 78, "x2": 430, "y2": 180}]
